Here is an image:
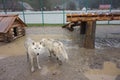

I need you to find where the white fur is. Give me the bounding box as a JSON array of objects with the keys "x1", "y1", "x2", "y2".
[
  {"x1": 40, "y1": 38, "x2": 68, "y2": 64},
  {"x1": 25, "y1": 38, "x2": 44, "y2": 72}
]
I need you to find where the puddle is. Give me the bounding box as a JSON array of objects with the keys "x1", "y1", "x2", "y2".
[
  {"x1": 85, "y1": 61, "x2": 120, "y2": 80},
  {"x1": 95, "y1": 38, "x2": 120, "y2": 49},
  {"x1": 0, "y1": 56, "x2": 7, "y2": 60}
]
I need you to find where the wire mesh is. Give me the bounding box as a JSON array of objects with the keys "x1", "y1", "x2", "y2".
[{"x1": 0, "y1": 0, "x2": 120, "y2": 25}]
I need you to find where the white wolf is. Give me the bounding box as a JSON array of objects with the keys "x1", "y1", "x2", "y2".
[
  {"x1": 24, "y1": 38, "x2": 44, "y2": 72},
  {"x1": 40, "y1": 38, "x2": 68, "y2": 65}
]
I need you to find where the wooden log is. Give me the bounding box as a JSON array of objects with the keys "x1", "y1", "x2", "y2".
[
  {"x1": 67, "y1": 13, "x2": 120, "y2": 22},
  {"x1": 0, "y1": 34, "x2": 4, "y2": 41},
  {"x1": 83, "y1": 21, "x2": 96, "y2": 49}
]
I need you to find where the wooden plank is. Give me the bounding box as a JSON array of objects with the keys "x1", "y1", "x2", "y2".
[
  {"x1": 67, "y1": 12, "x2": 120, "y2": 17},
  {"x1": 67, "y1": 13, "x2": 120, "y2": 22},
  {"x1": 0, "y1": 17, "x2": 16, "y2": 33},
  {"x1": 67, "y1": 16, "x2": 120, "y2": 22},
  {"x1": 83, "y1": 21, "x2": 96, "y2": 49},
  {"x1": 0, "y1": 17, "x2": 3, "y2": 22}
]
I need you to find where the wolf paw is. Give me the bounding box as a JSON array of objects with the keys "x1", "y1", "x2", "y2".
[
  {"x1": 58, "y1": 60, "x2": 62, "y2": 65},
  {"x1": 38, "y1": 66, "x2": 42, "y2": 69},
  {"x1": 48, "y1": 55, "x2": 52, "y2": 57}
]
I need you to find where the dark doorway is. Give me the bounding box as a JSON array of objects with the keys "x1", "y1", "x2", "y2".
[{"x1": 13, "y1": 27, "x2": 18, "y2": 36}]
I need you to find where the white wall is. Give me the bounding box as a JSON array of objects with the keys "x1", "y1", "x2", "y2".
[{"x1": 1, "y1": 10, "x2": 120, "y2": 24}]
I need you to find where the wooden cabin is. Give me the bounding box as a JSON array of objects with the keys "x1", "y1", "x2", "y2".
[{"x1": 0, "y1": 14, "x2": 26, "y2": 42}]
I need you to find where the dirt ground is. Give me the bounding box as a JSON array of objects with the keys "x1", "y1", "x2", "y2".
[{"x1": 0, "y1": 25, "x2": 120, "y2": 80}]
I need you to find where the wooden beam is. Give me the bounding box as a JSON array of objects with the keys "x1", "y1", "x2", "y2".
[
  {"x1": 67, "y1": 13, "x2": 120, "y2": 22},
  {"x1": 67, "y1": 16, "x2": 120, "y2": 22},
  {"x1": 83, "y1": 21, "x2": 96, "y2": 49}
]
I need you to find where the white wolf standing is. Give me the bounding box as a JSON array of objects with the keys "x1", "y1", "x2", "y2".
[
  {"x1": 24, "y1": 38, "x2": 44, "y2": 72},
  {"x1": 40, "y1": 38, "x2": 68, "y2": 65}
]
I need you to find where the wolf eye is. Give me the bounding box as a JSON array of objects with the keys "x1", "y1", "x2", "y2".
[
  {"x1": 34, "y1": 48, "x2": 37, "y2": 49},
  {"x1": 40, "y1": 42, "x2": 42, "y2": 44},
  {"x1": 38, "y1": 48, "x2": 40, "y2": 49}
]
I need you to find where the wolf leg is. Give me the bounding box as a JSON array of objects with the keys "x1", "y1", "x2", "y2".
[
  {"x1": 56, "y1": 57, "x2": 62, "y2": 65},
  {"x1": 30, "y1": 57, "x2": 35, "y2": 72},
  {"x1": 37, "y1": 56, "x2": 41, "y2": 69},
  {"x1": 48, "y1": 50, "x2": 53, "y2": 57},
  {"x1": 26, "y1": 52, "x2": 29, "y2": 62}
]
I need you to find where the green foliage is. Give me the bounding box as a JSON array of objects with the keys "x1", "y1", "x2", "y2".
[{"x1": 27, "y1": 24, "x2": 64, "y2": 27}]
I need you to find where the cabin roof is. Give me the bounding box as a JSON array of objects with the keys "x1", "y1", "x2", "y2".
[{"x1": 0, "y1": 14, "x2": 27, "y2": 33}]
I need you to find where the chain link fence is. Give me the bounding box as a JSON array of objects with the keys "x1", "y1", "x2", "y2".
[{"x1": 0, "y1": 0, "x2": 120, "y2": 25}]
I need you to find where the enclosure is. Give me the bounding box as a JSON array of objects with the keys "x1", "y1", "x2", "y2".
[
  {"x1": 0, "y1": 0, "x2": 120, "y2": 80},
  {"x1": 0, "y1": 0, "x2": 120, "y2": 25}
]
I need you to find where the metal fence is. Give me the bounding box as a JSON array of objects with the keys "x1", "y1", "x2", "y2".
[{"x1": 0, "y1": 0, "x2": 120, "y2": 25}]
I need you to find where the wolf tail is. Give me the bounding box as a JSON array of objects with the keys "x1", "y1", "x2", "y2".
[{"x1": 60, "y1": 45, "x2": 68, "y2": 60}]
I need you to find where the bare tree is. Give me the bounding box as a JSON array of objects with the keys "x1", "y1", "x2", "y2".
[{"x1": 67, "y1": 1, "x2": 76, "y2": 10}]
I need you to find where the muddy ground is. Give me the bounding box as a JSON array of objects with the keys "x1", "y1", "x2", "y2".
[{"x1": 0, "y1": 25, "x2": 120, "y2": 80}]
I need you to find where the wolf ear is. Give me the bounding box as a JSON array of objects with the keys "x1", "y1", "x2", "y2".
[
  {"x1": 40, "y1": 42, "x2": 45, "y2": 47},
  {"x1": 32, "y1": 42, "x2": 35, "y2": 45},
  {"x1": 40, "y1": 42, "x2": 42, "y2": 44}
]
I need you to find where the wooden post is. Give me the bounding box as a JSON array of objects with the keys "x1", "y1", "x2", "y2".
[
  {"x1": 80, "y1": 21, "x2": 87, "y2": 34},
  {"x1": 83, "y1": 21, "x2": 96, "y2": 49},
  {"x1": 80, "y1": 21, "x2": 87, "y2": 47}
]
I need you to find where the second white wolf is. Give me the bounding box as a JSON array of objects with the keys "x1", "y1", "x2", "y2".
[{"x1": 40, "y1": 38, "x2": 68, "y2": 65}]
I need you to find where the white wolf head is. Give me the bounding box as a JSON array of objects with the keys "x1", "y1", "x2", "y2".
[
  {"x1": 30, "y1": 42, "x2": 44, "y2": 56},
  {"x1": 39, "y1": 38, "x2": 47, "y2": 46},
  {"x1": 40, "y1": 38, "x2": 55, "y2": 46}
]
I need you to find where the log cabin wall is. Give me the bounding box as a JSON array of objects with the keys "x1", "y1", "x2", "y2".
[
  {"x1": 7, "y1": 20, "x2": 25, "y2": 41},
  {"x1": 0, "y1": 33, "x2": 5, "y2": 41}
]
